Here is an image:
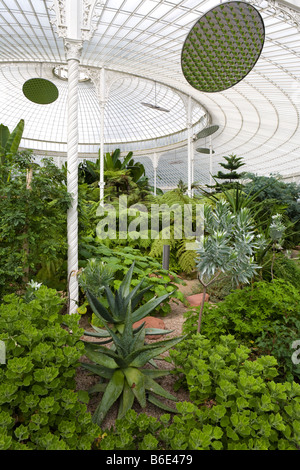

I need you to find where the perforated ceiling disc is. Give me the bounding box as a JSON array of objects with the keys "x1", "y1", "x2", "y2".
[
  {"x1": 196, "y1": 148, "x2": 215, "y2": 154},
  {"x1": 181, "y1": 1, "x2": 265, "y2": 93},
  {"x1": 22, "y1": 78, "x2": 59, "y2": 104},
  {"x1": 196, "y1": 125, "x2": 219, "y2": 140}
]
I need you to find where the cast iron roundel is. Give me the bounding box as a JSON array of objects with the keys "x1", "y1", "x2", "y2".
[
  {"x1": 22, "y1": 78, "x2": 59, "y2": 105},
  {"x1": 181, "y1": 1, "x2": 265, "y2": 93}
]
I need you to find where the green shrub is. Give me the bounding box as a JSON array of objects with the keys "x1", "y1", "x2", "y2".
[
  {"x1": 262, "y1": 253, "x2": 300, "y2": 289},
  {"x1": 95, "y1": 335, "x2": 300, "y2": 450},
  {"x1": 206, "y1": 275, "x2": 236, "y2": 302},
  {"x1": 84, "y1": 262, "x2": 175, "y2": 341},
  {"x1": 0, "y1": 286, "x2": 99, "y2": 450},
  {"x1": 94, "y1": 409, "x2": 163, "y2": 450},
  {"x1": 182, "y1": 280, "x2": 300, "y2": 382},
  {"x1": 166, "y1": 335, "x2": 300, "y2": 450}
]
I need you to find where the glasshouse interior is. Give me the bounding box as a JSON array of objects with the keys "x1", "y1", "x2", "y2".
[{"x1": 0, "y1": 0, "x2": 300, "y2": 452}]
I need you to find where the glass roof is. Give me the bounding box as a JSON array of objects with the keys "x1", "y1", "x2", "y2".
[{"x1": 0, "y1": 0, "x2": 299, "y2": 187}]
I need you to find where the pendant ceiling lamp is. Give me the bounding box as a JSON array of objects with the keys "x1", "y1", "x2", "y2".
[
  {"x1": 196, "y1": 147, "x2": 215, "y2": 154},
  {"x1": 196, "y1": 124, "x2": 219, "y2": 140},
  {"x1": 141, "y1": 81, "x2": 170, "y2": 112},
  {"x1": 181, "y1": 1, "x2": 265, "y2": 93},
  {"x1": 195, "y1": 124, "x2": 219, "y2": 153},
  {"x1": 22, "y1": 64, "x2": 59, "y2": 105}
]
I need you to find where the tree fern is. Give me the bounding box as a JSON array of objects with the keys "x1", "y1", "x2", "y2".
[{"x1": 177, "y1": 239, "x2": 197, "y2": 274}]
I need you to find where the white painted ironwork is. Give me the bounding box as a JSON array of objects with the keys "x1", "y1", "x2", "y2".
[
  {"x1": 0, "y1": 0, "x2": 299, "y2": 188},
  {"x1": 51, "y1": 0, "x2": 101, "y2": 314}
]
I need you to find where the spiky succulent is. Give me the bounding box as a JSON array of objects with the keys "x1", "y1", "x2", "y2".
[
  {"x1": 81, "y1": 302, "x2": 185, "y2": 425},
  {"x1": 84, "y1": 262, "x2": 174, "y2": 342}
]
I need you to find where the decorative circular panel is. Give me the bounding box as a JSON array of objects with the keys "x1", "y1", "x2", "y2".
[
  {"x1": 196, "y1": 147, "x2": 215, "y2": 154},
  {"x1": 22, "y1": 78, "x2": 59, "y2": 104},
  {"x1": 196, "y1": 124, "x2": 219, "y2": 140},
  {"x1": 181, "y1": 1, "x2": 265, "y2": 93}
]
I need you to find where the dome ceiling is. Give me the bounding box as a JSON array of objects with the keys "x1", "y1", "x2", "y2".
[
  {"x1": 0, "y1": 0, "x2": 299, "y2": 181},
  {"x1": 0, "y1": 62, "x2": 206, "y2": 153}
]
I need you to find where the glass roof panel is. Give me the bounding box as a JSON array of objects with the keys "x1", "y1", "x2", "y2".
[{"x1": 0, "y1": 0, "x2": 298, "y2": 187}]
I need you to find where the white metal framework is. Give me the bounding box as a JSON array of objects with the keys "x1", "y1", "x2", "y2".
[{"x1": 0, "y1": 0, "x2": 299, "y2": 182}]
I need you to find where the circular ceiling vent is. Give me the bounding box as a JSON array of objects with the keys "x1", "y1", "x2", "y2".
[
  {"x1": 22, "y1": 78, "x2": 59, "y2": 105},
  {"x1": 181, "y1": 1, "x2": 265, "y2": 93}
]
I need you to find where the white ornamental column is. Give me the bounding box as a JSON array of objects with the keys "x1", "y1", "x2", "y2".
[
  {"x1": 152, "y1": 153, "x2": 161, "y2": 196},
  {"x1": 50, "y1": 0, "x2": 101, "y2": 313},
  {"x1": 87, "y1": 67, "x2": 108, "y2": 206},
  {"x1": 99, "y1": 67, "x2": 106, "y2": 206},
  {"x1": 187, "y1": 95, "x2": 193, "y2": 198},
  {"x1": 65, "y1": 39, "x2": 82, "y2": 314}
]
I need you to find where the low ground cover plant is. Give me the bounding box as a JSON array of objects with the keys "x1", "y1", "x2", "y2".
[
  {"x1": 183, "y1": 279, "x2": 300, "y2": 382},
  {"x1": 0, "y1": 286, "x2": 99, "y2": 450},
  {"x1": 95, "y1": 335, "x2": 300, "y2": 450}
]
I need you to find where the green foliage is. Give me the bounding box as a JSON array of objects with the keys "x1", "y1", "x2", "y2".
[
  {"x1": 0, "y1": 286, "x2": 99, "y2": 450},
  {"x1": 207, "y1": 154, "x2": 246, "y2": 192},
  {"x1": 197, "y1": 200, "x2": 259, "y2": 285},
  {"x1": 84, "y1": 262, "x2": 175, "y2": 340},
  {"x1": 94, "y1": 409, "x2": 164, "y2": 450},
  {"x1": 206, "y1": 276, "x2": 236, "y2": 302},
  {"x1": 93, "y1": 186, "x2": 202, "y2": 274},
  {"x1": 81, "y1": 296, "x2": 185, "y2": 424},
  {"x1": 183, "y1": 280, "x2": 300, "y2": 382},
  {"x1": 78, "y1": 258, "x2": 115, "y2": 300},
  {"x1": 262, "y1": 253, "x2": 300, "y2": 288},
  {"x1": 244, "y1": 174, "x2": 300, "y2": 246},
  {"x1": 0, "y1": 154, "x2": 72, "y2": 298},
  {"x1": 167, "y1": 334, "x2": 300, "y2": 450},
  {"x1": 195, "y1": 200, "x2": 260, "y2": 332},
  {"x1": 94, "y1": 335, "x2": 300, "y2": 451},
  {"x1": 78, "y1": 149, "x2": 150, "y2": 201}
]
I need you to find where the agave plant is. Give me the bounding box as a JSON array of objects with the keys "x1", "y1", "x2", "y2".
[
  {"x1": 81, "y1": 303, "x2": 185, "y2": 424},
  {"x1": 84, "y1": 262, "x2": 174, "y2": 342}
]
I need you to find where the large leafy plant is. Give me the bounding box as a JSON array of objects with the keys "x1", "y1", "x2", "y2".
[
  {"x1": 0, "y1": 119, "x2": 24, "y2": 182},
  {"x1": 92, "y1": 185, "x2": 203, "y2": 274}
]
